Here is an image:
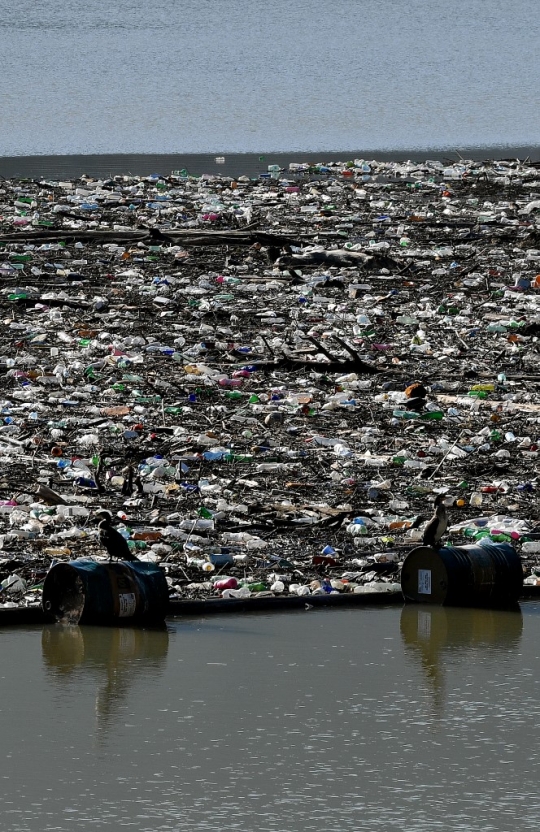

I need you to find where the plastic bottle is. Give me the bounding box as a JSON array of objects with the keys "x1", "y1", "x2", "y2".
[
  {"x1": 215, "y1": 577, "x2": 238, "y2": 591},
  {"x1": 490, "y1": 532, "x2": 512, "y2": 543},
  {"x1": 132, "y1": 530, "x2": 162, "y2": 541},
  {"x1": 218, "y1": 378, "x2": 243, "y2": 389},
  {"x1": 271, "y1": 580, "x2": 285, "y2": 593},
  {"x1": 291, "y1": 585, "x2": 310, "y2": 596},
  {"x1": 222, "y1": 586, "x2": 252, "y2": 599},
  {"x1": 186, "y1": 557, "x2": 215, "y2": 572},
  {"x1": 469, "y1": 492, "x2": 483, "y2": 507}
]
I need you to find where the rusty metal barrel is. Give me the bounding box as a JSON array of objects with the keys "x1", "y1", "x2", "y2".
[
  {"x1": 400, "y1": 542, "x2": 523, "y2": 608},
  {"x1": 42, "y1": 559, "x2": 169, "y2": 625}
]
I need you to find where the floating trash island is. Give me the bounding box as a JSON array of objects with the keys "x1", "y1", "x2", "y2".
[{"x1": 0, "y1": 156, "x2": 539, "y2": 616}]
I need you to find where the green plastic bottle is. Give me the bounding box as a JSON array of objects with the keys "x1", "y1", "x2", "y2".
[
  {"x1": 474, "y1": 530, "x2": 491, "y2": 541},
  {"x1": 406, "y1": 484, "x2": 432, "y2": 494},
  {"x1": 247, "y1": 582, "x2": 267, "y2": 592},
  {"x1": 420, "y1": 411, "x2": 444, "y2": 421}
]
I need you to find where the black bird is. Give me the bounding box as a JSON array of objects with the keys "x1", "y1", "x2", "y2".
[
  {"x1": 121, "y1": 464, "x2": 134, "y2": 497},
  {"x1": 422, "y1": 494, "x2": 450, "y2": 549},
  {"x1": 96, "y1": 510, "x2": 138, "y2": 562}
]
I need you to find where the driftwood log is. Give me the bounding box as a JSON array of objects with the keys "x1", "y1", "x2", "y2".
[
  {"x1": 275, "y1": 248, "x2": 399, "y2": 271},
  {"x1": 0, "y1": 228, "x2": 313, "y2": 247},
  {"x1": 244, "y1": 334, "x2": 383, "y2": 375}
]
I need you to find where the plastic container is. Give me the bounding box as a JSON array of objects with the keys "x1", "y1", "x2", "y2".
[
  {"x1": 222, "y1": 586, "x2": 252, "y2": 600},
  {"x1": 214, "y1": 577, "x2": 238, "y2": 590}
]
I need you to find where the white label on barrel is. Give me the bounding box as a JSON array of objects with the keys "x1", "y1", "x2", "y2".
[
  {"x1": 418, "y1": 569, "x2": 432, "y2": 595},
  {"x1": 119, "y1": 592, "x2": 137, "y2": 617}
]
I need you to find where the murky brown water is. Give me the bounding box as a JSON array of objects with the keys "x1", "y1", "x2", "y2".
[{"x1": 1, "y1": 603, "x2": 540, "y2": 831}]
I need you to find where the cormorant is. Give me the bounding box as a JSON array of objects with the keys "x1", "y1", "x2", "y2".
[
  {"x1": 422, "y1": 494, "x2": 450, "y2": 549},
  {"x1": 121, "y1": 464, "x2": 134, "y2": 497},
  {"x1": 96, "y1": 510, "x2": 138, "y2": 562}
]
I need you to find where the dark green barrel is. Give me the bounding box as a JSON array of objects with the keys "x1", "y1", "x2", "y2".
[
  {"x1": 400, "y1": 542, "x2": 523, "y2": 608},
  {"x1": 42, "y1": 559, "x2": 169, "y2": 625}
]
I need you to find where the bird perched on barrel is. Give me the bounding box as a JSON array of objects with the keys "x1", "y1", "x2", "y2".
[
  {"x1": 95, "y1": 509, "x2": 138, "y2": 562},
  {"x1": 422, "y1": 494, "x2": 451, "y2": 549}
]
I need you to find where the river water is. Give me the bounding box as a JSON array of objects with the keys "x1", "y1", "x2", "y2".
[
  {"x1": 1, "y1": 0, "x2": 539, "y2": 158},
  {"x1": 2, "y1": 603, "x2": 540, "y2": 831}
]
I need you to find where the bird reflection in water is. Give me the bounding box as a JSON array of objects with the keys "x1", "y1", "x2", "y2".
[
  {"x1": 42, "y1": 625, "x2": 169, "y2": 741},
  {"x1": 400, "y1": 604, "x2": 523, "y2": 716}
]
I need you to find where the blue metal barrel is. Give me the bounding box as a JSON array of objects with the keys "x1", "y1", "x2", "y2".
[
  {"x1": 42, "y1": 559, "x2": 169, "y2": 625},
  {"x1": 401, "y1": 542, "x2": 523, "y2": 607}
]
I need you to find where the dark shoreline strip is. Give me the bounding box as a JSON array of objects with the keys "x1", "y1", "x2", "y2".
[
  {"x1": 2, "y1": 586, "x2": 540, "y2": 626},
  {"x1": 1, "y1": 146, "x2": 540, "y2": 180}
]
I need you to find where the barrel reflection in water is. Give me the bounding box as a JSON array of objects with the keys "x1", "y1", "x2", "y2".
[
  {"x1": 400, "y1": 605, "x2": 523, "y2": 715},
  {"x1": 42, "y1": 626, "x2": 169, "y2": 739}
]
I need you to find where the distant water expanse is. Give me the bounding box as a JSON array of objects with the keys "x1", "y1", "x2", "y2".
[{"x1": 1, "y1": 0, "x2": 539, "y2": 158}]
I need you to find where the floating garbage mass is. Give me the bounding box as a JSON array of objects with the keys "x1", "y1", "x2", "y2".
[{"x1": 0, "y1": 155, "x2": 539, "y2": 613}]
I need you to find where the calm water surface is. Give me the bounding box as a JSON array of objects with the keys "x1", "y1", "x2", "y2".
[
  {"x1": 1, "y1": 0, "x2": 539, "y2": 156},
  {"x1": 1, "y1": 603, "x2": 540, "y2": 831}
]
